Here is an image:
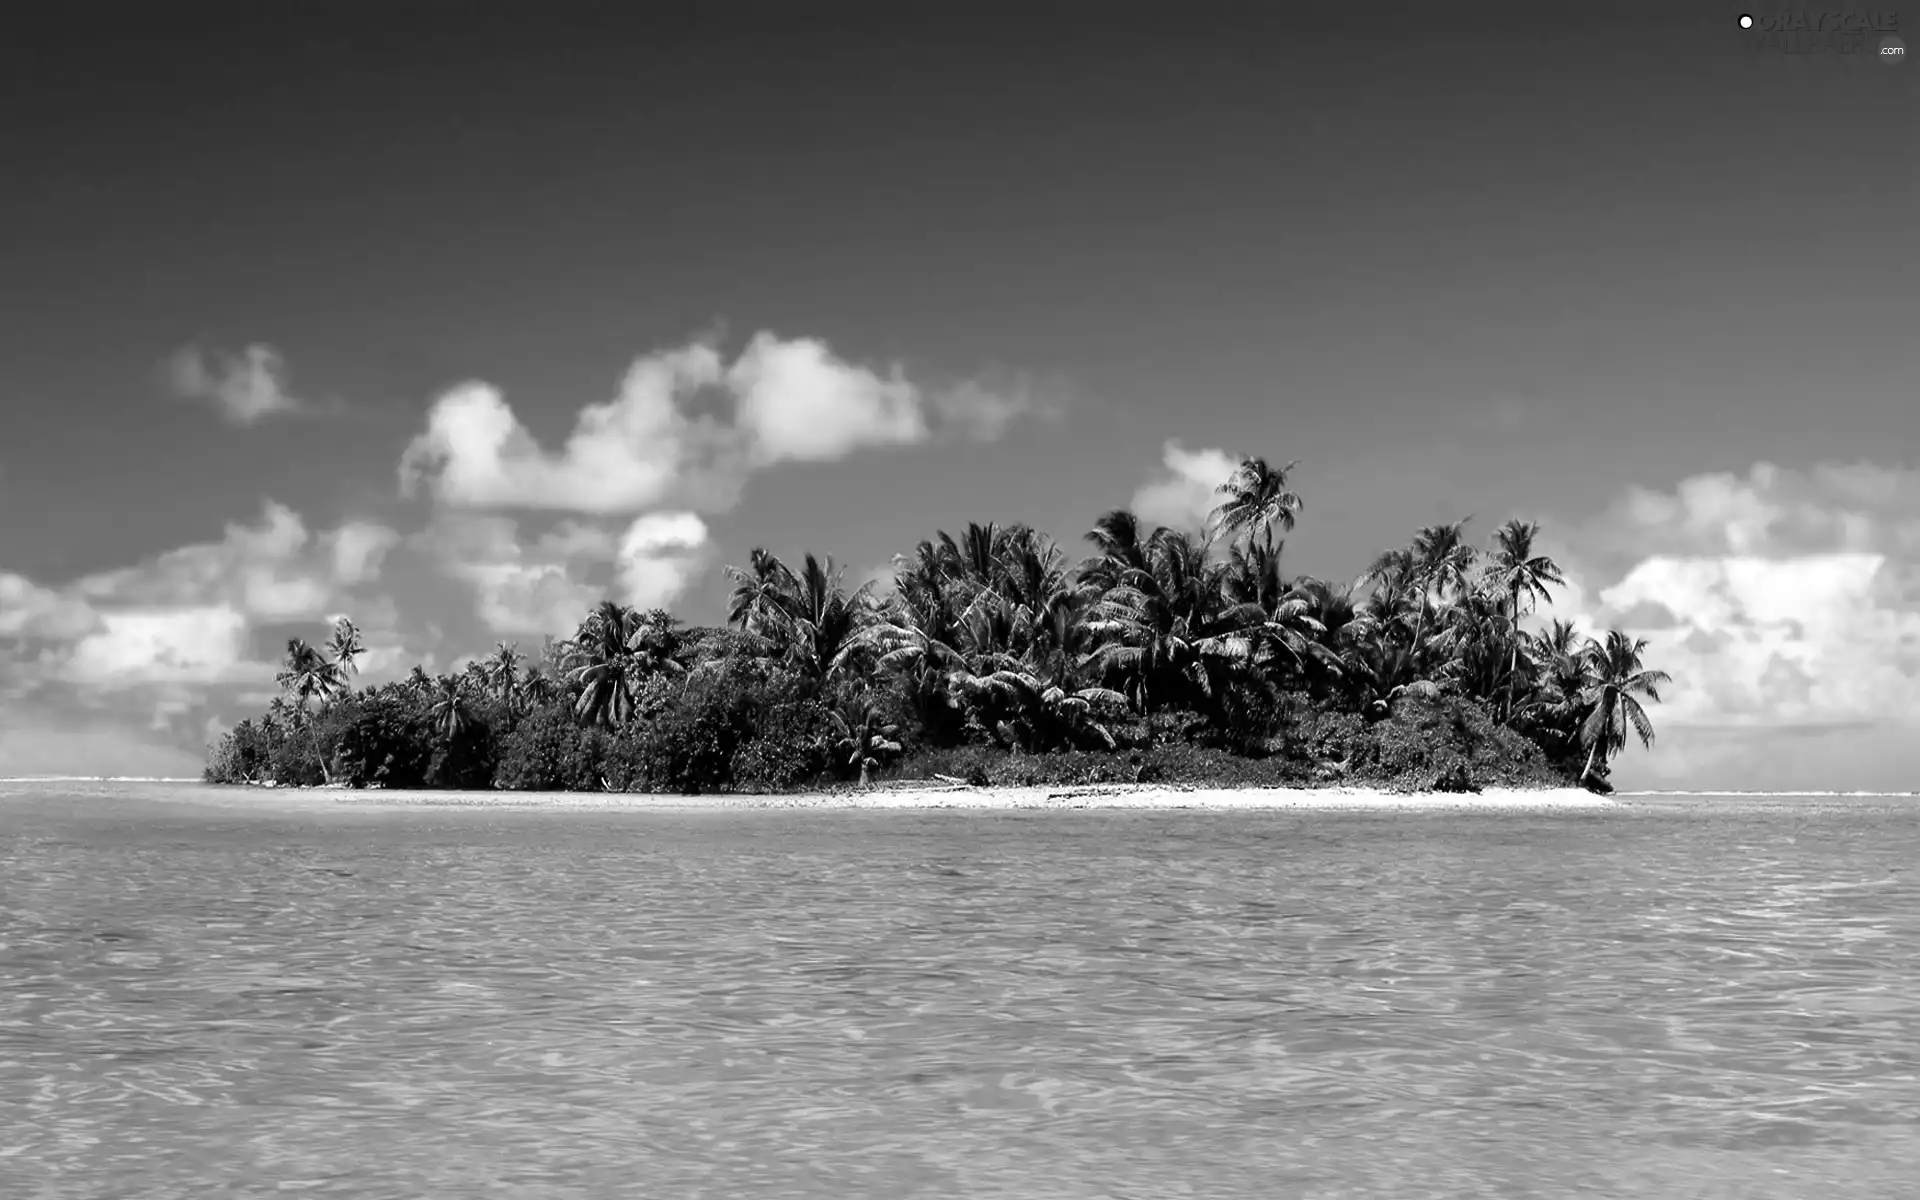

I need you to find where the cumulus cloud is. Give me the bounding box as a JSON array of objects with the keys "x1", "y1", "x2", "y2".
[
  {"x1": 615, "y1": 512, "x2": 710, "y2": 611},
  {"x1": 70, "y1": 502, "x2": 399, "y2": 623},
  {"x1": 62, "y1": 606, "x2": 255, "y2": 688},
  {"x1": 729, "y1": 333, "x2": 925, "y2": 465},
  {"x1": 398, "y1": 343, "x2": 730, "y2": 515},
  {"x1": 0, "y1": 572, "x2": 102, "y2": 640},
  {"x1": 414, "y1": 514, "x2": 609, "y2": 638},
  {"x1": 0, "y1": 498, "x2": 421, "y2": 775},
  {"x1": 1539, "y1": 461, "x2": 1920, "y2": 790},
  {"x1": 398, "y1": 332, "x2": 1044, "y2": 514},
  {"x1": 1584, "y1": 462, "x2": 1920, "y2": 566},
  {"x1": 164, "y1": 343, "x2": 317, "y2": 425},
  {"x1": 1, "y1": 502, "x2": 403, "y2": 722},
  {"x1": 413, "y1": 509, "x2": 712, "y2": 636},
  {"x1": 1130, "y1": 441, "x2": 1239, "y2": 533}
]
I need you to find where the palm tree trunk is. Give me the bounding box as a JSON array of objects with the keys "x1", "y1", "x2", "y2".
[
  {"x1": 1504, "y1": 583, "x2": 1522, "y2": 725},
  {"x1": 1409, "y1": 595, "x2": 1431, "y2": 678},
  {"x1": 1581, "y1": 739, "x2": 1603, "y2": 783}
]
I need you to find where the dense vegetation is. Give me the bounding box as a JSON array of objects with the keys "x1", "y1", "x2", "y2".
[{"x1": 207, "y1": 458, "x2": 1671, "y2": 794}]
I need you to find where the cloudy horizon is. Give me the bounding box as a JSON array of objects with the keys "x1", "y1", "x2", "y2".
[{"x1": 2, "y1": 3, "x2": 1913, "y2": 789}]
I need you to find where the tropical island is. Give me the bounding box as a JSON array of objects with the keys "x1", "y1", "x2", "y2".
[{"x1": 205, "y1": 458, "x2": 1671, "y2": 797}]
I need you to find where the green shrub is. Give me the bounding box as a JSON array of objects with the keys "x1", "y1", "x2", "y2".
[
  {"x1": 204, "y1": 718, "x2": 278, "y2": 784},
  {"x1": 629, "y1": 660, "x2": 836, "y2": 793},
  {"x1": 494, "y1": 703, "x2": 612, "y2": 791},
  {"x1": 335, "y1": 693, "x2": 433, "y2": 789}
]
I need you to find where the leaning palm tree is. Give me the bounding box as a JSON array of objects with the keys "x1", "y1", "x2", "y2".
[
  {"x1": 1211, "y1": 455, "x2": 1303, "y2": 555},
  {"x1": 1486, "y1": 520, "x2": 1565, "y2": 722},
  {"x1": 272, "y1": 638, "x2": 344, "y2": 784},
  {"x1": 1578, "y1": 630, "x2": 1671, "y2": 788}
]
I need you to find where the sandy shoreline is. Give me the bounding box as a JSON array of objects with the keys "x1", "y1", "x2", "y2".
[{"x1": 312, "y1": 782, "x2": 1617, "y2": 812}]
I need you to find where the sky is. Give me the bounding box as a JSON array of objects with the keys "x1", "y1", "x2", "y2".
[{"x1": 0, "y1": 2, "x2": 1914, "y2": 788}]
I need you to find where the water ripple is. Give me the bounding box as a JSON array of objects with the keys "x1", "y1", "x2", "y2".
[{"x1": 3, "y1": 785, "x2": 1920, "y2": 1197}]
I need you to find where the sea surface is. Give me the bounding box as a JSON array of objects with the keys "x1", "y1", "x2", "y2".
[{"x1": 3, "y1": 782, "x2": 1919, "y2": 1198}]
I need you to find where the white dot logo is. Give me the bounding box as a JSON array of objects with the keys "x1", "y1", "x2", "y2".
[{"x1": 1738, "y1": 13, "x2": 1754, "y2": 28}]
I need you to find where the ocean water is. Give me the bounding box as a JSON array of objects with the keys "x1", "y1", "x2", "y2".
[{"x1": 3, "y1": 783, "x2": 1918, "y2": 1198}]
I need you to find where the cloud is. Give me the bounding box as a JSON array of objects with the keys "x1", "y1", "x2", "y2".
[
  {"x1": 1591, "y1": 553, "x2": 1920, "y2": 731},
  {"x1": 615, "y1": 512, "x2": 709, "y2": 611},
  {"x1": 398, "y1": 332, "x2": 1043, "y2": 515},
  {"x1": 1539, "y1": 461, "x2": 1920, "y2": 789},
  {"x1": 1130, "y1": 441, "x2": 1238, "y2": 532},
  {"x1": 330, "y1": 522, "x2": 403, "y2": 584},
  {"x1": 70, "y1": 501, "x2": 400, "y2": 623},
  {"x1": 164, "y1": 343, "x2": 316, "y2": 425},
  {"x1": 1584, "y1": 462, "x2": 1920, "y2": 567},
  {"x1": 413, "y1": 514, "x2": 607, "y2": 638},
  {"x1": 0, "y1": 502, "x2": 405, "y2": 769},
  {"x1": 63, "y1": 606, "x2": 254, "y2": 688},
  {"x1": 413, "y1": 509, "x2": 712, "y2": 636},
  {"x1": 729, "y1": 333, "x2": 926, "y2": 465},
  {"x1": 0, "y1": 572, "x2": 102, "y2": 640}
]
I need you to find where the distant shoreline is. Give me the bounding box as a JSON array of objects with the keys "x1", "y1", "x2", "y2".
[
  {"x1": 0, "y1": 776, "x2": 205, "y2": 784},
  {"x1": 321, "y1": 783, "x2": 1620, "y2": 811},
  {"x1": 8, "y1": 779, "x2": 1914, "y2": 807},
  {"x1": 16, "y1": 779, "x2": 1614, "y2": 811}
]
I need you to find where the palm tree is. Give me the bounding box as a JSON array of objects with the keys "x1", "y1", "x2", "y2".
[
  {"x1": 1084, "y1": 530, "x2": 1257, "y2": 746},
  {"x1": 830, "y1": 700, "x2": 904, "y2": 787},
  {"x1": 325, "y1": 618, "x2": 366, "y2": 681},
  {"x1": 1222, "y1": 537, "x2": 1288, "y2": 615},
  {"x1": 1211, "y1": 456, "x2": 1303, "y2": 555},
  {"x1": 1578, "y1": 631, "x2": 1671, "y2": 787},
  {"x1": 1288, "y1": 576, "x2": 1365, "y2": 699},
  {"x1": 273, "y1": 638, "x2": 344, "y2": 785},
  {"x1": 564, "y1": 601, "x2": 644, "y2": 728},
  {"x1": 1080, "y1": 508, "x2": 1158, "y2": 592},
  {"x1": 723, "y1": 551, "x2": 878, "y2": 682},
  {"x1": 484, "y1": 642, "x2": 522, "y2": 706},
  {"x1": 276, "y1": 638, "x2": 343, "y2": 716},
  {"x1": 1486, "y1": 520, "x2": 1565, "y2": 722},
  {"x1": 405, "y1": 664, "x2": 434, "y2": 699},
  {"x1": 724, "y1": 548, "x2": 797, "y2": 636},
  {"x1": 425, "y1": 675, "x2": 475, "y2": 742},
  {"x1": 1405, "y1": 519, "x2": 1476, "y2": 673},
  {"x1": 521, "y1": 664, "x2": 563, "y2": 711},
  {"x1": 628, "y1": 609, "x2": 689, "y2": 681}
]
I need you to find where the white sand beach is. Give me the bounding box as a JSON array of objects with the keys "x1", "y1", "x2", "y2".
[{"x1": 319, "y1": 782, "x2": 1617, "y2": 812}]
